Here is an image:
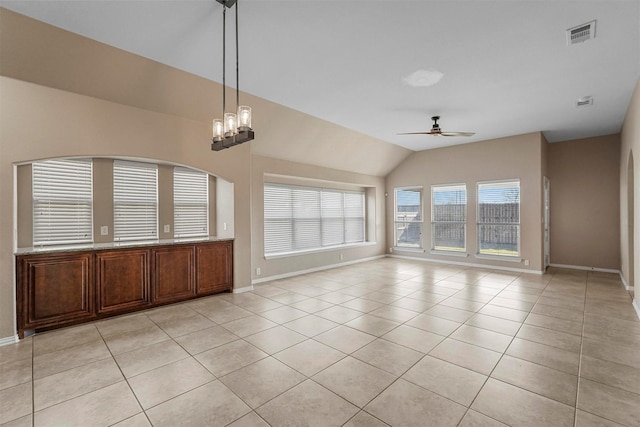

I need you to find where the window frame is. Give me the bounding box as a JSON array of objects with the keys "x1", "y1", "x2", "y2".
[
  {"x1": 476, "y1": 179, "x2": 521, "y2": 258},
  {"x1": 113, "y1": 160, "x2": 159, "y2": 242},
  {"x1": 32, "y1": 158, "x2": 94, "y2": 246},
  {"x1": 173, "y1": 166, "x2": 209, "y2": 238},
  {"x1": 263, "y1": 182, "x2": 366, "y2": 257},
  {"x1": 431, "y1": 183, "x2": 467, "y2": 254},
  {"x1": 393, "y1": 186, "x2": 423, "y2": 250}
]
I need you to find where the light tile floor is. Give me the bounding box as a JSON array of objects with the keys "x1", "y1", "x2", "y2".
[{"x1": 1, "y1": 258, "x2": 639, "y2": 426}]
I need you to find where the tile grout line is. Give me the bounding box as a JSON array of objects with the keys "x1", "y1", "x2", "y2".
[
  {"x1": 456, "y1": 272, "x2": 553, "y2": 426},
  {"x1": 573, "y1": 272, "x2": 640, "y2": 426},
  {"x1": 17, "y1": 263, "x2": 637, "y2": 426},
  {"x1": 573, "y1": 273, "x2": 589, "y2": 427},
  {"x1": 27, "y1": 324, "x2": 144, "y2": 425},
  {"x1": 226, "y1": 271, "x2": 474, "y2": 424},
  {"x1": 97, "y1": 314, "x2": 155, "y2": 427}
]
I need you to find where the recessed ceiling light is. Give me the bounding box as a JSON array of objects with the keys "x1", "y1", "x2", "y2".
[{"x1": 403, "y1": 69, "x2": 444, "y2": 87}]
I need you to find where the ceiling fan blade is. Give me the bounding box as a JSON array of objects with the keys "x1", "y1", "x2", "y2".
[
  {"x1": 398, "y1": 117, "x2": 475, "y2": 137},
  {"x1": 440, "y1": 132, "x2": 475, "y2": 137}
]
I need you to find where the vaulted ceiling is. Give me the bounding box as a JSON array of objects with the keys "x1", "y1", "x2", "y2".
[{"x1": 2, "y1": 0, "x2": 639, "y2": 153}]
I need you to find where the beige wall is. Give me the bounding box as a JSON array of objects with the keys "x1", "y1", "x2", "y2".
[
  {"x1": 386, "y1": 133, "x2": 544, "y2": 272},
  {"x1": 620, "y1": 78, "x2": 640, "y2": 293},
  {"x1": 16, "y1": 165, "x2": 32, "y2": 248},
  {"x1": 93, "y1": 159, "x2": 114, "y2": 243},
  {"x1": 251, "y1": 155, "x2": 386, "y2": 280},
  {"x1": 0, "y1": 8, "x2": 410, "y2": 178},
  {"x1": 1, "y1": 7, "x2": 636, "y2": 341},
  {"x1": 0, "y1": 9, "x2": 408, "y2": 340},
  {"x1": 0, "y1": 76, "x2": 252, "y2": 340},
  {"x1": 548, "y1": 134, "x2": 621, "y2": 270}
]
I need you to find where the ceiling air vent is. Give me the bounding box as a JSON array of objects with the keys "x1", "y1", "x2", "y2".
[
  {"x1": 576, "y1": 96, "x2": 593, "y2": 108},
  {"x1": 567, "y1": 20, "x2": 596, "y2": 45}
]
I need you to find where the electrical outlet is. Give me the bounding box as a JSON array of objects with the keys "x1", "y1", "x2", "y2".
[
  {"x1": 339, "y1": 254, "x2": 344, "y2": 261},
  {"x1": 223, "y1": 222, "x2": 228, "y2": 231},
  {"x1": 256, "y1": 267, "x2": 261, "y2": 276},
  {"x1": 524, "y1": 259, "x2": 530, "y2": 266},
  {"x1": 100, "y1": 226, "x2": 108, "y2": 236},
  {"x1": 164, "y1": 224, "x2": 170, "y2": 233}
]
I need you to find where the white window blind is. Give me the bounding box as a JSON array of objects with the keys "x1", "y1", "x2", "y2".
[
  {"x1": 477, "y1": 180, "x2": 520, "y2": 257},
  {"x1": 32, "y1": 158, "x2": 93, "y2": 246},
  {"x1": 174, "y1": 167, "x2": 209, "y2": 238},
  {"x1": 264, "y1": 183, "x2": 365, "y2": 255},
  {"x1": 344, "y1": 191, "x2": 365, "y2": 243},
  {"x1": 114, "y1": 160, "x2": 158, "y2": 241},
  {"x1": 394, "y1": 187, "x2": 423, "y2": 248},
  {"x1": 432, "y1": 184, "x2": 466, "y2": 252}
]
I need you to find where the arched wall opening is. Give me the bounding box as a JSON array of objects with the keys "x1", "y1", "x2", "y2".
[{"x1": 14, "y1": 156, "x2": 235, "y2": 249}]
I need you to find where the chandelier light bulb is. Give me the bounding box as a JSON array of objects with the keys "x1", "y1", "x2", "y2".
[
  {"x1": 212, "y1": 119, "x2": 224, "y2": 141},
  {"x1": 238, "y1": 106, "x2": 252, "y2": 130},
  {"x1": 224, "y1": 112, "x2": 238, "y2": 136}
]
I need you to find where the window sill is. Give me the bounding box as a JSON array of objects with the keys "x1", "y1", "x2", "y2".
[
  {"x1": 392, "y1": 247, "x2": 425, "y2": 254},
  {"x1": 430, "y1": 250, "x2": 469, "y2": 258},
  {"x1": 475, "y1": 253, "x2": 522, "y2": 263},
  {"x1": 265, "y1": 242, "x2": 377, "y2": 260}
]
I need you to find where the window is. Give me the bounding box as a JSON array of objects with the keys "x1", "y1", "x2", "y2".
[
  {"x1": 432, "y1": 184, "x2": 466, "y2": 252},
  {"x1": 113, "y1": 160, "x2": 158, "y2": 241},
  {"x1": 174, "y1": 167, "x2": 209, "y2": 238},
  {"x1": 32, "y1": 158, "x2": 93, "y2": 246},
  {"x1": 394, "y1": 187, "x2": 423, "y2": 249},
  {"x1": 477, "y1": 180, "x2": 520, "y2": 257},
  {"x1": 264, "y1": 183, "x2": 365, "y2": 256}
]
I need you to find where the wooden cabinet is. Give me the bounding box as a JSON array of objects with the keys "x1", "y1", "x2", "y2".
[
  {"x1": 16, "y1": 240, "x2": 232, "y2": 338},
  {"x1": 96, "y1": 249, "x2": 150, "y2": 314},
  {"x1": 152, "y1": 245, "x2": 195, "y2": 302},
  {"x1": 196, "y1": 241, "x2": 233, "y2": 295},
  {"x1": 17, "y1": 252, "x2": 95, "y2": 333}
]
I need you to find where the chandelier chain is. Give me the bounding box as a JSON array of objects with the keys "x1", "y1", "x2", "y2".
[
  {"x1": 235, "y1": 0, "x2": 239, "y2": 110},
  {"x1": 222, "y1": 4, "x2": 226, "y2": 115},
  {"x1": 211, "y1": 0, "x2": 254, "y2": 151}
]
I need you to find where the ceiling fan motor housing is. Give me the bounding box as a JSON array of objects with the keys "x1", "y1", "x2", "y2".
[{"x1": 431, "y1": 116, "x2": 441, "y2": 132}]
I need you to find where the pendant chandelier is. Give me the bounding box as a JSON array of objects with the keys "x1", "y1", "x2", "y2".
[{"x1": 211, "y1": 0, "x2": 254, "y2": 151}]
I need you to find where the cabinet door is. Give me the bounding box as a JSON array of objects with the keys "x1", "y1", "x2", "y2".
[
  {"x1": 17, "y1": 253, "x2": 95, "y2": 331},
  {"x1": 152, "y1": 245, "x2": 196, "y2": 303},
  {"x1": 96, "y1": 249, "x2": 150, "y2": 314},
  {"x1": 196, "y1": 241, "x2": 233, "y2": 295}
]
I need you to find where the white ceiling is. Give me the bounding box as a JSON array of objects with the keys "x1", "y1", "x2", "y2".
[{"x1": 2, "y1": 0, "x2": 639, "y2": 151}]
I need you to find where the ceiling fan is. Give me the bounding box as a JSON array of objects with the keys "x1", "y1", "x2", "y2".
[{"x1": 399, "y1": 116, "x2": 475, "y2": 137}]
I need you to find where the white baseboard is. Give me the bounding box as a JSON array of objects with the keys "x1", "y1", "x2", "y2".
[
  {"x1": 233, "y1": 285, "x2": 254, "y2": 294},
  {"x1": 548, "y1": 267, "x2": 637, "y2": 320},
  {"x1": 388, "y1": 254, "x2": 544, "y2": 275},
  {"x1": 251, "y1": 255, "x2": 385, "y2": 285},
  {"x1": 620, "y1": 274, "x2": 629, "y2": 289},
  {"x1": 619, "y1": 273, "x2": 635, "y2": 292},
  {"x1": 549, "y1": 263, "x2": 621, "y2": 274},
  {"x1": 0, "y1": 335, "x2": 19, "y2": 347}
]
